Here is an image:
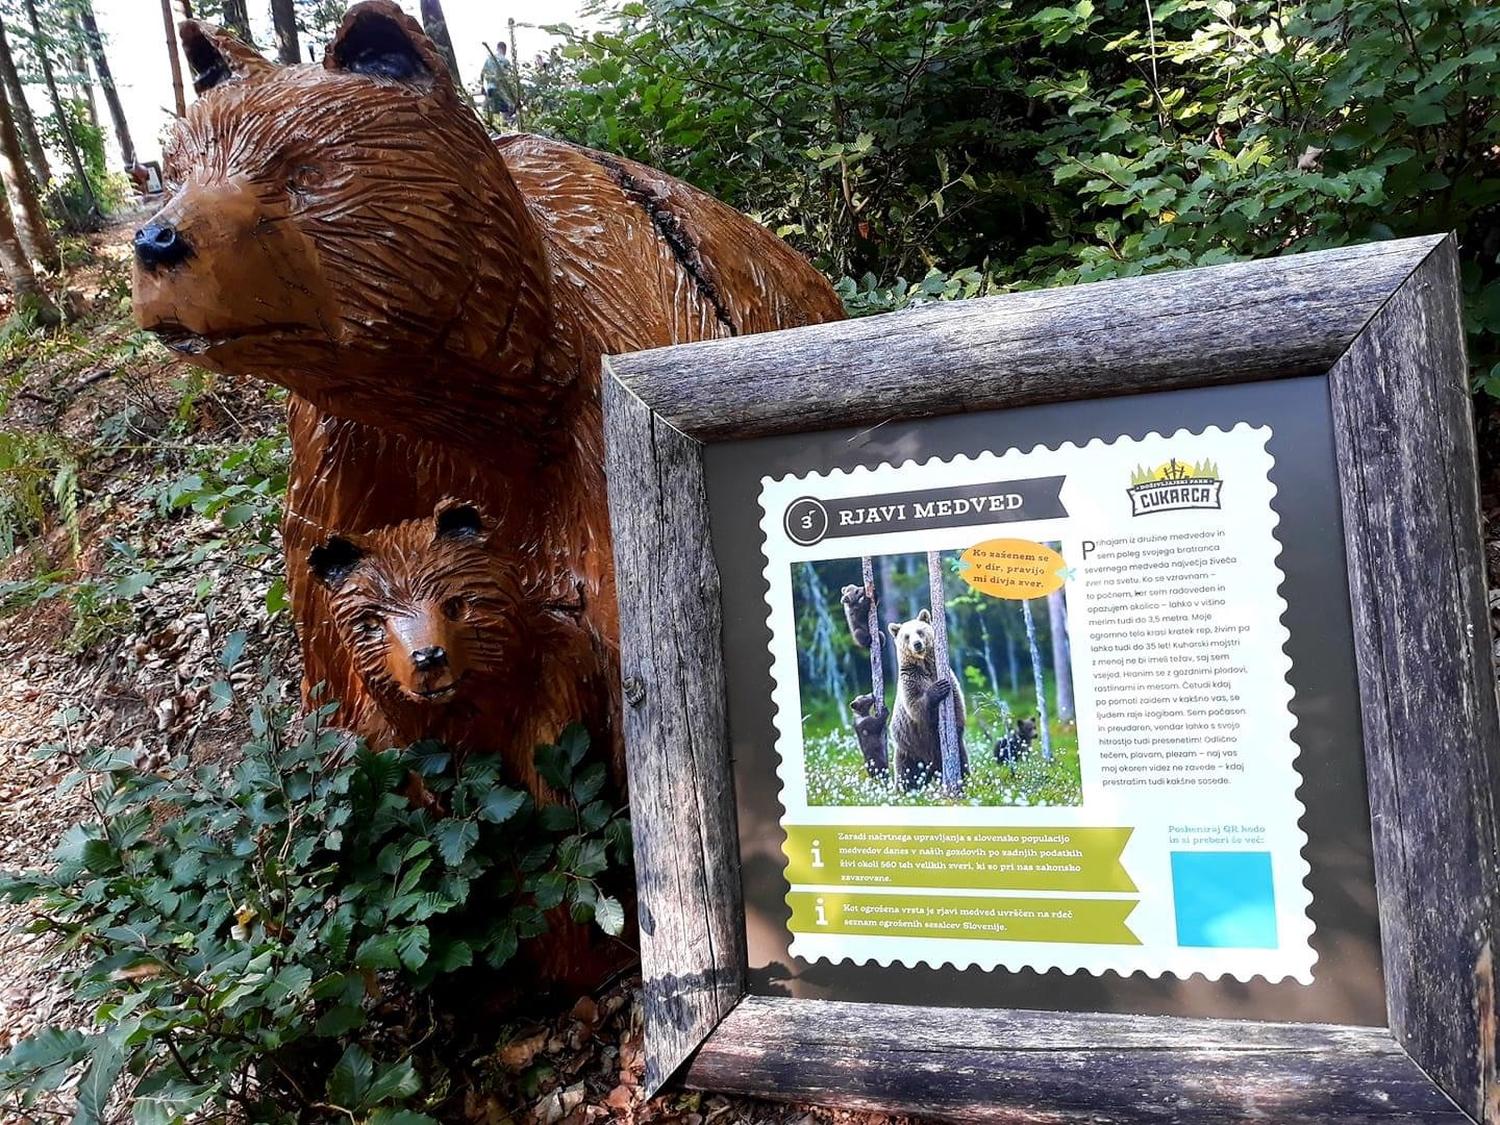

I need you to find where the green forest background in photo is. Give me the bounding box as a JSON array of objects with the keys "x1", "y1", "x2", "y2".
[{"x1": 791, "y1": 550, "x2": 1082, "y2": 808}]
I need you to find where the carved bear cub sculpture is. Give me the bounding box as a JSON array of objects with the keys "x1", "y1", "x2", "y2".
[
  {"x1": 130, "y1": 1, "x2": 844, "y2": 790},
  {"x1": 309, "y1": 500, "x2": 608, "y2": 793}
]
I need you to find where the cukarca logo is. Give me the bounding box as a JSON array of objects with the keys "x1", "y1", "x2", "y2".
[{"x1": 1126, "y1": 457, "x2": 1223, "y2": 516}]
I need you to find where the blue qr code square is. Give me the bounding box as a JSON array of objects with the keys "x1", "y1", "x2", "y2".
[{"x1": 1170, "y1": 851, "x2": 1278, "y2": 949}]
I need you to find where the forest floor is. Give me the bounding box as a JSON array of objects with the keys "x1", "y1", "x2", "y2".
[
  {"x1": 3, "y1": 218, "x2": 1500, "y2": 1125},
  {"x1": 0, "y1": 218, "x2": 921, "y2": 1125}
]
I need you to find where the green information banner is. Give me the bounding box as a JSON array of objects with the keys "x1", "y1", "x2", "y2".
[
  {"x1": 786, "y1": 891, "x2": 1140, "y2": 944},
  {"x1": 782, "y1": 825, "x2": 1136, "y2": 892}
]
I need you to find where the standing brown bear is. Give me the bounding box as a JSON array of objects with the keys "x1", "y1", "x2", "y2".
[
  {"x1": 887, "y1": 610, "x2": 968, "y2": 791},
  {"x1": 130, "y1": 2, "x2": 844, "y2": 792}
]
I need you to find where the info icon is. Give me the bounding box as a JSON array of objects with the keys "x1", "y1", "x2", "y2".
[{"x1": 784, "y1": 496, "x2": 829, "y2": 546}]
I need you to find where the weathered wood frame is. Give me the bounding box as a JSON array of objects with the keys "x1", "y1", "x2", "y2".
[{"x1": 603, "y1": 234, "x2": 1500, "y2": 1123}]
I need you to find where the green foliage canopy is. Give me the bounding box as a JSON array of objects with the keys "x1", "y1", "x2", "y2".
[{"x1": 532, "y1": 0, "x2": 1500, "y2": 390}]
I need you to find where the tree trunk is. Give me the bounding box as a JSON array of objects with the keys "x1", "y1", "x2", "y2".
[
  {"x1": 0, "y1": 188, "x2": 58, "y2": 325},
  {"x1": 861, "y1": 555, "x2": 888, "y2": 770},
  {"x1": 978, "y1": 612, "x2": 1000, "y2": 699},
  {"x1": 221, "y1": 0, "x2": 253, "y2": 44},
  {"x1": 0, "y1": 75, "x2": 54, "y2": 266},
  {"x1": 160, "y1": 0, "x2": 185, "y2": 117},
  {"x1": 179, "y1": 0, "x2": 193, "y2": 18},
  {"x1": 1047, "y1": 589, "x2": 1074, "y2": 722},
  {"x1": 926, "y1": 551, "x2": 962, "y2": 796},
  {"x1": 68, "y1": 11, "x2": 98, "y2": 131},
  {"x1": 269, "y1": 0, "x2": 299, "y2": 65},
  {"x1": 507, "y1": 17, "x2": 524, "y2": 129},
  {"x1": 418, "y1": 0, "x2": 464, "y2": 89},
  {"x1": 23, "y1": 0, "x2": 98, "y2": 221},
  {"x1": 78, "y1": 1, "x2": 134, "y2": 167},
  {"x1": 0, "y1": 18, "x2": 49, "y2": 188},
  {"x1": 1022, "y1": 599, "x2": 1051, "y2": 760}
]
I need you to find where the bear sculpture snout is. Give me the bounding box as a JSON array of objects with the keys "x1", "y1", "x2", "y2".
[
  {"x1": 134, "y1": 222, "x2": 193, "y2": 270},
  {"x1": 411, "y1": 646, "x2": 447, "y2": 671}
]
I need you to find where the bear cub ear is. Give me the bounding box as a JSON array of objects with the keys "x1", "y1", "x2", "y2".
[
  {"x1": 309, "y1": 536, "x2": 366, "y2": 590},
  {"x1": 887, "y1": 621, "x2": 902, "y2": 639},
  {"x1": 326, "y1": 1, "x2": 446, "y2": 89},
  {"x1": 432, "y1": 499, "x2": 487, "y2": 542},
  {"x1": 179, "y1": 20, "x2": 274, "y2": 94},
  {"x1": 918, "y1": 608, "x2": 932, "y2": 623}
]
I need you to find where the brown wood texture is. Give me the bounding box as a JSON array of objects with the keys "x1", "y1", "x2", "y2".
[
  {"x1": 604, "y1": 369, "x2": 746, "y2": 1094},
  {"x1": 609, "y1": 235, "x2": 1447, "y2": 442},
  {"x1": 687, "y1": 996, "x2": 1468, "y2": 1123},
  {"x1": 1328, "y1": 235, "x2": 1500, "y2": 1124}
]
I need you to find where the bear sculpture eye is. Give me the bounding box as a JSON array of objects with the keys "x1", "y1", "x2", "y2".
[{"x1": 441, "y1": 596, "x2": 467, "y2": 621}]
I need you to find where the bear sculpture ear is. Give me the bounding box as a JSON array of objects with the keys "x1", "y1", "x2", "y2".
[
  {"x1": 309, "y1": 536, "x2": 366, "y2": 590},
  {"x1": 433, "y1": 498, "x2": 488, "y2": 542},
  {"x1": 179, "y1": 20, "x2": 274, "y2": 95},
  {"x1": 325, "y1": 1, "x2": 451, "y2": 92},
  {"x1": 918, "y1": 608, "x2": 932, "y2": 623}
]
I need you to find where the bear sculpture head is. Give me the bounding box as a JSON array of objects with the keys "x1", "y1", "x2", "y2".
[
  {"x1": 310, "y1": 499, "x2": 578, "y2": 711},
  {"x1": 132, "y1": 1, "x2": 554, "y2": 440}
]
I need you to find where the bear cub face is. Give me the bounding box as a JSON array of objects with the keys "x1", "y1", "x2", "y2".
[{"x1": 310, "y1": 499, "x2": 535, "y2": 707}]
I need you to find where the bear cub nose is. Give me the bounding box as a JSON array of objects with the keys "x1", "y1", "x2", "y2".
[
  {"x1": 411, "y1": 646, "x2": 448, "y2": 671},
  {"x1": 134, "y1": 222, "x2": 193, "y2": 270}
]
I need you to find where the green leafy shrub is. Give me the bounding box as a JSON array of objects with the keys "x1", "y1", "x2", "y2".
[
  {"x1": 0, "y1": 681, "x2": 630, "y2": 1123},
  {"x1": 0, "y1": 428, "x2": 78, "y2": 559},
  {"x1": 532, "y1": 0, "x2": 1500, "y2": 397}
]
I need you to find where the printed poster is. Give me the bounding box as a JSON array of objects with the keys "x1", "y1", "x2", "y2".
[{"x1": 757, "y1": 424, "x2": 1315, "y2": 982}]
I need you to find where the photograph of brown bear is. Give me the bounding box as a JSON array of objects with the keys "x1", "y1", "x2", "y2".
[{"x1": 791, "y1": 550, "x2": 1082, "y2": 807}]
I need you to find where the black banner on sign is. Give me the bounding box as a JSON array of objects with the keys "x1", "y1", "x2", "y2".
[{"x1": 782, "y1": 475, "x2": 1067, "y2": 546}]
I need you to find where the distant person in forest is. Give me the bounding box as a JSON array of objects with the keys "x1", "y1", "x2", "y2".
[{"x1": 481, "y1": 39, "x2": 516, "y2": 126}]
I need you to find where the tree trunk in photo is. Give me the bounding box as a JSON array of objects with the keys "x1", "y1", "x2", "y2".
[
  {"x1": 1047, "y1": 589, "x2": 1074, "y2": 722},
  {"x1": 0, "y1": 18, "x2": 49, "y2": 188},
  {"x1": 68, "y1": 11, "x2": 98, "y2": 131},
  {"x1": 1006, "y1": 625, "x2": 1019, "y2": 695},
  {"x1": 926, "y1": 551, "x2": 962, "y2": 796},
  {"x1": 78, "y1": 1, "x2": 135, "y2": 167},
  {"x1": 269, "y1": 0, "x2": 299, "y2": 65},
  {"x1": 1022, "y1": 598, "x2": 1052, "y2": 760},
  {"x1": 978, "y1": 612, "x2": 1000, "y2": 699},
  {"x1": 419, "y1": 0, "x2": 463, "y2": 89},
  {"x1": 179, "y1": 0, "x2": 193, "y2": 18},
  {"x1": 221, "y1": 0, "x2": 253, "y2": 44},
  {"x1": 160, "y1": 0, "x2": 185, "y2": 117},
  {"x1": 861, "y1": 555, "x2": 887, "y2": 754},
  {"x1": 0, "y1": 190, "x2": 58, "y2": 325},
  {"x1": 0, "y1": 78, "x2": 54, "y2": 266},
  {"x1": 23, "y1": 0, "x2": 98, "y2": 221},
  {"x1": 802, "y1": 564, "x2": 847, "y2": 730}
]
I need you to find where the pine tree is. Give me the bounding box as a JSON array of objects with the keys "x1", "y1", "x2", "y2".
[
  {"x1": 0, "y1": 80, "x2": 54, "y2": 266},
  {"x1": 161, "y1": 0, "x2": 185, "y2": 116},
  {"x1": 418, "y1": 0, "x2": 463, "y2": 88},
  {"x1": 77, "y1": 0, "x2": 136, "y2": 167},
  {"x1": 0, "y1": 16, "x2": 48, "y2": 188},
  {"x1": 0, "y1": 187, "x2": 58, "y2": 327},
  {"x1": 21, "y1": 0, "x2": 100, "y2": 224},
  {"x1": 269, "y1": 0, "x2": 299, "y2": 64},
  {"x1": 222, "y1": 0, "x2": 253, "y2": 43}
]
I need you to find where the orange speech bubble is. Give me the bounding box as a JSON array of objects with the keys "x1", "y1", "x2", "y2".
[{"x1": 959, "y1": 539, "x2": 1066, "y2": 600}]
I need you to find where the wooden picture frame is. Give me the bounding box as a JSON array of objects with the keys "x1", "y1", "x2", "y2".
[{"x1": 602, "y1": 233, "x2": 1500, "y2": 1123}]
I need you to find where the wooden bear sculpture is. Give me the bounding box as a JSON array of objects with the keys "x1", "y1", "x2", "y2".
[{"x1": 131, "y1": 1, "x2": 844, "y2": 788}]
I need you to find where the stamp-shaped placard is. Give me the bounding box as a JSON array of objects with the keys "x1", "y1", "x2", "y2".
[{"x1": 758, "y1": 424, "x2": 1314, "y2": 982}]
